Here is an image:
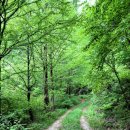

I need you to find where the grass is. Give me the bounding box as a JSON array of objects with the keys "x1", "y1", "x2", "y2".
[
  {"x1": 28, "y1": 108, "x2": 67, "y2": 130},
  {"x1": 61, "y1": 101, "x2": 89, "y2": 130},
  {"x1": 60, "y1": 94, "x2": 105, "y2": 130},
  {"x1": 61, "y1": 107, "x2": 82, "y2": 130},
  {"x1": 84, "y1": 104, "x2": 104, "y2": 130},
  {"x1": 82, "y1": 96, "x2": 105, "y2": 130}
]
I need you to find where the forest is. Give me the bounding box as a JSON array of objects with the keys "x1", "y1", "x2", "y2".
[{"x1": 0, "y1": 0, "x2": 130, "y2": 130}]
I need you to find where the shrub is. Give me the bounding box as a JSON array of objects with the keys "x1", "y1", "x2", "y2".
[
  {"x1": 56, "y1": 95, "x2": 81, "y2": 108},
  {"x1": 0, "y1": 111, "x2": 27, "y2": 130}
]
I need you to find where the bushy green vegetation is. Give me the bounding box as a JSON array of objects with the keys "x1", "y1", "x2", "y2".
[
  {"x1": 56, "y1": 95, "x2": 81, "y2": 109},
  {"x1": 84, "y1": 95, "x2": 105, "y2": 130},
  {"x1": 62, "y1": 107, "x2": 82, "y2": 130},
  {"x1": 29, "y1": 108, "x2": 67, "y2": 130},
  {"x1": 62, "y1": 101, "x2": 89, "y2": 130},
  {"x1": 1, "y1": 0, "x2": 130, "y2": 130},
  {"x1": 1, "y1": 88, "x2": 82, "y2": 129}
]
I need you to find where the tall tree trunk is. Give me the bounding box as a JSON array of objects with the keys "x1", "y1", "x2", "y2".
[
  {"x1": 0, "y1": 2, "x2": 3, "y2": 114},
  {"x1": 67, "y1": 71, "x2": 71, "y2": 96},
  {"x1": 49, "y1": 51, "x2": 54, "y2": 110},
  {"x1": 0, "y1": 58, "x2": 2, "y2": 114},
  {"x1": 44, "y1": 43, "x2": 49, "y2": 106},
  {"x1": 67, "y1": 86, "x2": 71, "y2": 95},
  {"x1": 27, "y1": 44, "x2": 34, "y2": 121}
]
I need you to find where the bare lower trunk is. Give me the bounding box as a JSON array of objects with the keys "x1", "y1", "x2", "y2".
[
  {"x1": 27, "y1": 44, "x2": 34, "y2": 121},
  {"x1": 50, "y1": 52, "x2": 54, "y2": 110},
  {"x1": 44, "y1": 43, "x2": 49, "y2": 106},
  {"x1": 27, "y1": 90, "x2": 34, "y2": 121},
  {"x1": 0, "y1": 57, "x2": 2, "y2": 114},
  {"x1": 0, "y1": 2, "x2": 2, "y2": 114}
]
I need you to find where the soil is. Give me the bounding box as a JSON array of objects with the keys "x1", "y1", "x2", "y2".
[
  {"x1": 80, "y1": 107, "x2": 92, "y2": 130},
  {"x1": 45, "y1": 109, "x2": 71, "y2": 130}
]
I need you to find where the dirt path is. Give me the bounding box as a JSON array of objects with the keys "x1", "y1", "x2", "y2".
[
  {"x1": 80, "y1": 107, "x2": 92, "y2": 130},
  {"x1": 45, "y1": 109, "x2": 71, "y2": 130}
]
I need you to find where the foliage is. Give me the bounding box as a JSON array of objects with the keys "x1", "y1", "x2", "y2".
[
  {"x1": 56, "y1": 95, "x2": 81, "y2": 108},
  {"x1": 62, "y1": 107, "x2": 82, "y2": 130},
  {"x1": 84, "y1": 95, "x2": 105, "y2": 129},
  {"x1": 1, "y1": 0, "x2": 130, "y2": 129},
  {"x1": 29, "y1": 108, "x2": 67, "y2": 129},
  {"x1": 0, "y1": 111, "x2": 27, "y2": 130}
]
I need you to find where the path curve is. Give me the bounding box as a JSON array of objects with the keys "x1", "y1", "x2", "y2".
[
  {"x1": 45, "y1": 109, "x2": 71, "y2": 130},
  {"x1": 80, "y1": 108, "x2": 92, "y2": 130}
]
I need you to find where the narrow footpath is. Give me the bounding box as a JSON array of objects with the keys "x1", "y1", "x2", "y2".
[
  {"x1": 46, "y1": 106, "x2": 92, "y2": 130},
  {"x1": 45, "y1": 109, "x2": 72, "y2": 130},
  {"x1": 80, "y1": 107, "x2": 92, "y2": 130}
]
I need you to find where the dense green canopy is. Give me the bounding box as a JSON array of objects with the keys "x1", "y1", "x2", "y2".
[{"x1": 0, "y1": 0, "x2": 130, "y2": 130}]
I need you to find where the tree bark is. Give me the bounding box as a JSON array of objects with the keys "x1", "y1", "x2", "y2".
[
  {"x1": 67, "y1": 71, "x2": 71, "y2": 96},
  {"x1": 0, "y1": 2, "x2": 3, "y2": 114},
  {"x1": 0, "y1": 58, "x2": 2, "y2": 114},
  {"x1": 27, "y1": 44, "x2": 34, "y2": 121},
  {"x1": 43, "y1": 43, "x2": 49, "y2": 106},
  {"x1": 49, "y1": 51, "x2": 54, "y2": 110}
]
